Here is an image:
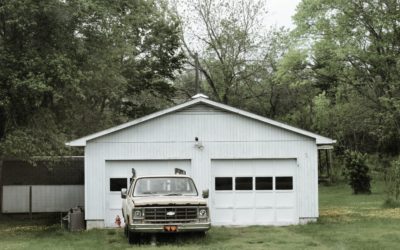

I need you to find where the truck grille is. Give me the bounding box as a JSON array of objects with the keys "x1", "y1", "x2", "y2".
[{"x1": 144, "y1": 207, "x2": 198, "y2": 224}]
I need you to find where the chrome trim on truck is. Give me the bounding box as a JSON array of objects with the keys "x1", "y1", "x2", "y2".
[
  {"x1": 143, "y1": 206, "x2": 199, "y2": 222},
  {"x1": 128, "y1": 222, "x2": 211, "y2": 233}
]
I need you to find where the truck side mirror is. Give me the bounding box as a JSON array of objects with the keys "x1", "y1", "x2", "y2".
[
  {"x1": 202, "y1": 189, "x2": 209, "y2": 199},
  {"x1": 121, "y1": 188, "x2": 127, "y2": 199}
]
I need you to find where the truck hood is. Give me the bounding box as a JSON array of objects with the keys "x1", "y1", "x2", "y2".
[{"x1": 133, "y1": 196, "x2": 207, "y2": 207}]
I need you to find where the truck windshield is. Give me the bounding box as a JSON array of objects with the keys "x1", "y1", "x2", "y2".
[{"x1": 133, "y1": 177, "x2": 198, "y2": 197}]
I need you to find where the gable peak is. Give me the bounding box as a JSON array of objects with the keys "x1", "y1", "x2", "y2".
[{"x1": 191, "y1": 93, "x2": 209, "y2": 99}]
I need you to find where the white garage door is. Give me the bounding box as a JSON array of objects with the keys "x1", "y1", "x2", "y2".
[
  {"x1": 105, "y1": 160, "x2": 191, "y2": 227},
  {"x1": 211, "y1": 159, "x2": 298, "y2": 226}
]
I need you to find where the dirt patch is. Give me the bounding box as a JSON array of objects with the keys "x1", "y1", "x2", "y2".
[{"x1": 320, "y1": 207, "x2": 400, "y2": 221}]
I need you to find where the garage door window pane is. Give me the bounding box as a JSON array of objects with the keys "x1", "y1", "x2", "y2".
[
  {"x1": 275, "y1": 177, "x2": 293, "y2": 190},
  {"x1": 110, "y1": 178, "x2": 127, "y2": 191},
  {"x1": 235, "y1": 177, "x2": 253, "y2": 190},
  {"x1": 256, "y1": 177, "x2": 273, "y2": 190},
  {"x1": 215, "y1": 177, "x2": 232, "y2": 190}
]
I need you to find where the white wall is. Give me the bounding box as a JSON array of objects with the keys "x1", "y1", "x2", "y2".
[
  {"x1": 2, "y1": 185, "x2": 84, "y2": 213},
  {"x1": 84, "y1": 104, "x2": 318, "y2": 225},
  {"x1": 2, "y1": 186, "x2": 30, "y2": 213}
]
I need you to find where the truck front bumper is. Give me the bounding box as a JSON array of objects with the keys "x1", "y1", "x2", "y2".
[{"x1": 128, "y1": 222, "x2": 211, "y2": 233}]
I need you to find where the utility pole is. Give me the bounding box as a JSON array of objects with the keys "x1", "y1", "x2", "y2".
[{"x1": 194, "y1": 52, "x2": 199, "y2": 94}]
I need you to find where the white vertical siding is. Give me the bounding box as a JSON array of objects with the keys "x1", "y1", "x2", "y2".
[
  {"x1": 2, "y1": 186, "x2": 30, "y2": 213},
  {"x1": 2, "y1": 185, "x2": 84, "y2": 213},
  {"x1": 85, "y1": 143, "x2": 106, "y2": 220},
  {"x1": 32, "y1": 185, "x2": 84, "y2": 212},
  {"x1": 85, "y1": 104, "x2": 319, "y2": 223}
]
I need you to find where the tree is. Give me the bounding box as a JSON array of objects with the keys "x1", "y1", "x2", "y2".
[
  {"x1": 176, "y1": 0, "x2": 270, "y2": 105},
  {"x1": 0, "y1": 0, "x2": 185, "y2": 162},
  {"x1": 292, "y1": 0, "x2": 400, "y2": 154}
]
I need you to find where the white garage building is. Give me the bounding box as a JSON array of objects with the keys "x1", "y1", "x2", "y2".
[{"x1": 67, "y1": 94, "x2": 335, "y2": 229}]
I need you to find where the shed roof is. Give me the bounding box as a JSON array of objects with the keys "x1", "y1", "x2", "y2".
[{"x1": 66, "y1": 94, "x2": 336, "y2": 147}]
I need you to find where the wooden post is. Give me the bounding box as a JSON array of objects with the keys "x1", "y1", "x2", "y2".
[
  {"x1": 317, "y1": 150, "x2": 321, "y2": 176},
  {"x1": 328, "y1": 149, "x2": 333, "y2": 179},
  {"x1": 325, "y1": 150, "x2": 331, "y2": 178}
]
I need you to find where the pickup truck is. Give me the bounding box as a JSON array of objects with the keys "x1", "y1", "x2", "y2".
[{"x1": 121, "y1": 170, "x2": 211, "y2": 244}]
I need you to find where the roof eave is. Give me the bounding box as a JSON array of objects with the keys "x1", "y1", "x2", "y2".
[
  {"x1": 65, "y1": 140, "x2": 86, "y2": 147},
  {"x1": 316, "y1": 138, "x2": 336, "y2": 145}
]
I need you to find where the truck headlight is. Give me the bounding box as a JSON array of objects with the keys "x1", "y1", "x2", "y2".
[
  {"x1": 198, "y1": 208, "x2": 208, "y2": 218},
  {"x1": 132, "y1": 209, "x2": 144, "y2": 219}
]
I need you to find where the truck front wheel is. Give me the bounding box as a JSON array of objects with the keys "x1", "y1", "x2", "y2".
[
  {"x1": 124, "y1": 224, "x2": 128, "y2": 237},
  {"x1": 128, "y1": 230, "x2": 140, "y2": 244},
  {"x1": 193, "y1": 231, "x2": 206, "y2": 238}
]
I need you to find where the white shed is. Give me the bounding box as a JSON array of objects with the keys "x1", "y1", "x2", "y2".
[{"x1": 67, "y1": 94, "x2": 335, "y2": 229}]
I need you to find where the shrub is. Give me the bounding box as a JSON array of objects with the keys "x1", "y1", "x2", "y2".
[
  {"x1": 383, "y1": 198, "x2": 400, "y2": 208},
  {"x1": 384, "y1": 158, "x2": 400, "y2": 206},
  {"x1": 344, "y1": 150, "x2": 371, "y2": 194}
]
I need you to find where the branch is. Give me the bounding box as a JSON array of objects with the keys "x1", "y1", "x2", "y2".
[
  {"x1": 182, "y1": 39, "x2": 221, "y2": 101},
  {"x1": 196, "y1": 1, "x2": 225, "y2": 64}
]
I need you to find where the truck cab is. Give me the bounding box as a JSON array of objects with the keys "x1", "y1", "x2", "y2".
[{"x1": 121, "y1": 170, "x2": 211, "y2": 244}]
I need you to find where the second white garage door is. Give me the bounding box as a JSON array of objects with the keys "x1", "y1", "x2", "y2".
[{"x1": 211, "y1": 159, "x2": 298, "y2": 226}]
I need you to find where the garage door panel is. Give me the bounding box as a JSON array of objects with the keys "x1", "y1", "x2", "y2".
[
  {"x1": 276, "y1": 208, "x2": 296, "y2": 223},
  {"x1": 235, "y1": 208, "x2": 255, "y2": 224},
  {"x1": 275, "y1": 193, "x2": 295, "y2": 207},
  {"x1": 107, "y1": 209, "x2": 122, "y2": 227},
  {"x1": 254, "y1": 165, "x2": 275, "y2": 176},
  {"x1": 213, "y1": 209, "x2": 234, "y2": 223},
  {"x1": 235, "y1": 192, "x2": 254, "y2": 207},
  {"x1": 212, "y1": 162, "x2": 232, "y2": 176},
  {"x1": 108, "y1": 195, "x2": 124, "y2": 210},
  {"x1": 275, "y1": 166, "x2": 295, "y2": 176},
  {"x1": 214, "y1": 193, "x2": 234, "y2": 207},
  {"x1": 255, "y1": 208, "x2": 274, "y2": 223},
  {"x1": 234, "y1": 167, "x2": 254, "y2": 175},
  {"x1": 255, "y1": 193, "x2": 275, "y2": 207},
  {"x1": 107, "y1": 160, "x2": 191, "y2": 177}
]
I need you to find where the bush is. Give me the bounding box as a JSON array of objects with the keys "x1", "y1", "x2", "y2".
[
  {"x1": 344, "y1": 150, "x2": 371, "y2": 194},
  {"x1": 383, "y1": 198, "x2": 400, "y2": 208},
  {"x1": 384, "y1": 158, "x2": 400, "y2": 205}
]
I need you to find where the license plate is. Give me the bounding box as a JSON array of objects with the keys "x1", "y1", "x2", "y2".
[{"x1": 164, "y1": 225, "x2": 178, "y2": 232}]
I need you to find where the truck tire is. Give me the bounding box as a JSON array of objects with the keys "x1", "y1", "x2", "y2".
[
  {"x1": 128, "y1": 230, "x2": 139, "y2": 244},
  {"x1": 124, "y1": 224, "x2": 128, "y2": 238},
  {"x1": 193, "y1": 231, "x2": 206, "y2": 238}
]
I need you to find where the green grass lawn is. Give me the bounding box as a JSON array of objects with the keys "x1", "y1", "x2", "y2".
[{"x1": 1, "y1": 181, "x2": 399, "y2": 250}]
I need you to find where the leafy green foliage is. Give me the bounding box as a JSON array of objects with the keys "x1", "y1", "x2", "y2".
[
  {"x1": 0, "y1": 0, "x2": 185, "y2": 160},
  {"x1": 344, "y1": 150, "x2": 372, "y2": 194},
  {"x1": 291, "y1": 0, "x2": 400, "y2": 155}
]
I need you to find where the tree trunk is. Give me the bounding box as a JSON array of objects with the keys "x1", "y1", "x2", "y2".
[{"x1": 325, "y1": 150, "x2": 332, "y2": 179}]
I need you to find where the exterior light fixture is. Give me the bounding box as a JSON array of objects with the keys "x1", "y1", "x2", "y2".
[{"x1": 194, "y1": 137, "x2": 204, "y2": 150}]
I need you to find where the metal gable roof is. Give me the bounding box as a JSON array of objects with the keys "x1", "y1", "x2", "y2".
[{"x1": 66, "y1": 95, "x2": 336, "y2": 147}]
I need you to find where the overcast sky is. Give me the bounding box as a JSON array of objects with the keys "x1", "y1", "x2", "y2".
[{"x1": 265, "y1": 0, "x2": 302, "y2": 29}]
